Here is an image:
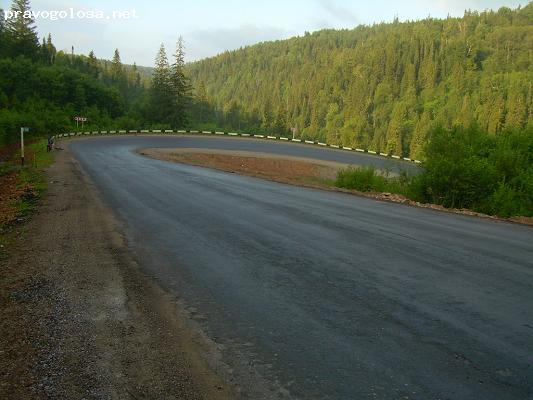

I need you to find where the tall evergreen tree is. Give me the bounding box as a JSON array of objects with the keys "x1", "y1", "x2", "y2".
[
  {"x1": 110, "y1": 48, "x2": 123, "y2": 81},
  {"x1": 40, "y1": 33, "x2": 55, "y2": 64},
  {"x1": 170, "y1": 37, "x2": 191, "y2": 127},
  {"x1": 46, "y1": 33, "x2": 56, "y2": 63},
  {"x1": 87, "y1": 50, "x2": 99, "y2": 77},
  {"x1": 148, "y1": 43, "x2": 175, "y2": 124},
  {"x1": 5, "y1": 0, "x2": 39, "y2": 59},
  {"x1": 131, "y1": 63, "x2": 141, "y2": 87}
]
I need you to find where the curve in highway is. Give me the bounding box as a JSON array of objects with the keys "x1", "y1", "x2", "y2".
[{"x1": 69, "y1": 136, "x2": 533, "y2": 400}]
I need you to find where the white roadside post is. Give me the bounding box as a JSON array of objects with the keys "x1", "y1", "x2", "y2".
[{"x1": 20, "y1": 127, "x2": 29, "y2": 166}]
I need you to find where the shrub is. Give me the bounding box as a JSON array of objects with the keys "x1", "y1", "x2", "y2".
[
  {"x1": 334, "y1": 125, "x2": 533, "y2": 218},
  {"x1": 418, "y1": 125, "x2": 532, "y2": 216},
  {"x1": 335, "y1": 167, "x2": 388, "y2": 192}
]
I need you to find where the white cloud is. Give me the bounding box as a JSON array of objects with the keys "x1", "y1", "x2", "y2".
[
  {"x1": 317, "y1": 0, "x2": 359, "y2": 24},
  {"x1": 413, "y1": 0, "x2": 525, "y2": 15}
]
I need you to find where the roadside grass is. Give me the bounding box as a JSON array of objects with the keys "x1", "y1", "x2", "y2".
[
  {"x1": 335, "y1": 167, "x2": 418, "y2": 199},
  {"x1": 0, "y1": 139, "x2": 55, "y2": 240}
]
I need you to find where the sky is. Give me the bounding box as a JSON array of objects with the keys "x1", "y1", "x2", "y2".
[{"x1": 1, "y1": 0, "x2": 528, "y2": 66}]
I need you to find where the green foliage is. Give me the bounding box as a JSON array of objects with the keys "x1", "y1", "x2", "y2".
[
  {"x1": 147, "y1": 40, "x2": 192, "y2": 128},
  {"x1": 336, "y1": 167, "x2": 388, "y2": 192},
  {"x1": 0, "y1": 55, "x2": 132, "y2": 144},
  {"x1": 187, "y1": 4, "x2": 532, "y2": 157},
  {"x1": 0, "y1": 0, "x2": 151, "y2": 145},
  {"x1": 170, "y1": 37, "x2": 192, "y2": 127},
  {"x1": 335, "y1": 167, "x2": 417, "y2": 199},
  {"x1": 3, "y1": 0, "x2": 40, "y2": 60},
  {"x1": 417, "y1": 125, "x2": 532, "y2": 216},
  {"x1": 338, "y1": 125, "x2": 533, "y2": 217}
]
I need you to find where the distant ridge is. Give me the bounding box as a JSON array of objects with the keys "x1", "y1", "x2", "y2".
[{"x1": 187, "y1": 3, "x2": 532, "y2": 159}]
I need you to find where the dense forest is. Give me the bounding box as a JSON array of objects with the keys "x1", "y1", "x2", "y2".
[
  {"x1": 187, "y1": 3, "x2": 532, "y2": 159},
  {"x1": 0, "y1": 0, "x2": 189, "y2": 145}
]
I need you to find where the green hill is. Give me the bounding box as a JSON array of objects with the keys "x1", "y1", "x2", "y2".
[{"x1": 187, "y1": 4, "x2": 533, "y2": 159}]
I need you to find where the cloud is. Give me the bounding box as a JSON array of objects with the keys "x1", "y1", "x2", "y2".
[
  {"x1": 183, "y1": 25, "x2": 296, "y2": 61},
  {"x1": 412, "y1": 0, "x2": 525, "y2": 14},
  {"x1": 317, "y1": 0, "x2": 359, "y2": 25}
]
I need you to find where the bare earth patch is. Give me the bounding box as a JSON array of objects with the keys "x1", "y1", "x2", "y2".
[
  {"x1": 0, "y1": 147, "x2": 234, "y2": 399},
  {"x1": 142, "y1": 148, "x2": 533, "y2": 226},
  {"x1": 141, "y1": 148, "x2": 346, "y2": 184}
]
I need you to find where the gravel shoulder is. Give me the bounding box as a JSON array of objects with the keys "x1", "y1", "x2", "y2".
[{"x1": 0, "y1": 146, "x2": 234, "y2": 399}]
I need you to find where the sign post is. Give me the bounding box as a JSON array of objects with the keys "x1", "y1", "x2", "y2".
[
  {"x1": 74, "y1": 116, "x2": 88, "y2": 130},
  {"x1": 20, "y1": 127, "x2": 29, "y2": 166}
]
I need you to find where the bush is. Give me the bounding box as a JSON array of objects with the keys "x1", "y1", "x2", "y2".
[
  {"x1": 335, "y1": 167, "x2": 388, "y2": 192},
  {"x1": 418, "y1": 125, "x2": 533, "y2": 216},
  {"x1": 334, "y1": 125, "x2": 533, "y2": 218}
]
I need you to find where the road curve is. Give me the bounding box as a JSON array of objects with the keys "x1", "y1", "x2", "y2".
[{"x1": 69, "y1": 136, "x2": 533, "y2": 400}]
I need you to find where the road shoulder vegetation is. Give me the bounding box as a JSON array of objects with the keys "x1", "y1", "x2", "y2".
[{"x1": 0, "y1": 145, "x2": 234, "y2": 399}]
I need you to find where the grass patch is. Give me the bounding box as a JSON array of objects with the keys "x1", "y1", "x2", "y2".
[
  {"x1": 335, "y1": 167, "x2": 416, "y2": 198},
  {"x1": 336, "y1": 167, "x2": 388, "y2": 192}
]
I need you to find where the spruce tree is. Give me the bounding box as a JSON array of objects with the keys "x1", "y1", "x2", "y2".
[
  {"x1": 149, "y1": 43, "x2": 175, "y2": 124},
  {"x1": 87, "y1": 50, "x2": 99, "y2": 77},
  {"x1": 110, "y1": 48, "x2": 123, "y2": 81},
  {"x1": 40, "y1": 33, "x2": 55, "y2": 64},
  {"x1": 170, "y1": 37, "x2": 191, "y2": 127},
  {"x1": 5, "y1": 0, "x2": 39, "y2": 59},
  {"x1": 131, "y1": 63, "x2": 141, "y2": 87},
  {"x1": 46, "y1": 33, "x2": 56, "y2": 63},
  {"x1": 273, "y1": 105, "x2": 289, "y2": 135}
]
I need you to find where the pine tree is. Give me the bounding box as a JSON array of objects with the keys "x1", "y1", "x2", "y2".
[
  {"x1": 410, "y1": 111, "x2": 432, "y2": 159},
  {"x1": 170, "y1": 37, "x2": 191, "y2": 127},
  {"x1": 46, "y1": 33, "x2": 56, "y2": 63},
  {"x1": 5, "y1": 0, "x2": 39, "y2": 59},
  {"x1": 131, "y1": 63, "x2": 141, "y2": 87},
  {"x1": 40, "y1": 33, "x2": 55, "y2": 64},
  {"x1": 193, "y1": 81, "x2": 211, "y2": 123},
  {"x1": 148, "y1": 43, "x2": 175, "y2": 124},
  {"x1": 197, "y1": 81, "x2": 208, "y2": 103},
  {"x1": 87, "y1": 50, "x2": 99, "y2": 77},
  {"x1": 273, "y1": 105, "x2": 289, "y2": 135},
  {"x1": 110, "y1": 48, "x2": 123, "y2": 81}
]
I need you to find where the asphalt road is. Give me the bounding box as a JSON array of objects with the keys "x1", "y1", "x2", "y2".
[{"x1": 70, "y1": 136, "x2": 533, "y2": 400}]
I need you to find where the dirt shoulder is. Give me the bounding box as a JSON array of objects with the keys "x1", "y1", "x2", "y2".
[
  {"x1": 0, "y1": 147, "x2": 234, "y2": 399},
  {"x1": 142, "y1": 147, "x2": 533, "y2": 226},
  {"x1": 141, "y1": 147, "x2": 346, "y2": 185}
]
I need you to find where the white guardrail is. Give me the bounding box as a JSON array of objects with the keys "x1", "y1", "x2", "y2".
[{"x1": 53, "y1": 129, "x2": 423, "y2": 164}]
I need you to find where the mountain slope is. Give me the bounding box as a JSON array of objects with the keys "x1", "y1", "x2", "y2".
[{"x1": 187, "y1": 4, "x2": 532, "y2": 158}]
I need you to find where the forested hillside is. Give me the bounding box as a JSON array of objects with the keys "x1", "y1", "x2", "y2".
[
  {"x1": 0, "y1": 0, "x2": 189, "y2": 145},
  {"x1": 187, "y1": 4, "x2": 532, "y2": 159},
  {"x1": 0, "y1": 0, "x2": 145, "y2": 145}
]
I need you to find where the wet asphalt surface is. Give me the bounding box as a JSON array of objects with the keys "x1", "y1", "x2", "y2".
[{"x1": 70, "y1": 136, "x2": 533, "y2": 400}]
